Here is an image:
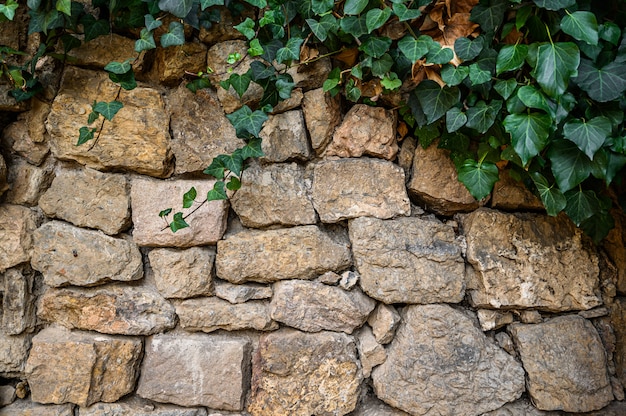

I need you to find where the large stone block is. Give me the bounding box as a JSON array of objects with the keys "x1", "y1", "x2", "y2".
[
  {"x1": 1, "y1": 119, "x2": 50, "y2": 166},
  {"x1": 177, "y1": 297, "x2": 277, "y2": 332},
  {"x1": 25, "y1": 327, "x2": 142, "y2": 407},
  {"x1": 45, "y1": 67, "x2": 172, "y2": 177},
  {"x1": 137, "y1": 333, "x2": 251, "y2": 411},
  {"x1": 131, "y1": 177, "x2": 229, "y2": 247},
  {"x1": 463, "y1": 208, "x2": 602, "y2": 311},
  {"x1": 79, "y1": 396, "x2": 208, "y2": 416},
  {"x1": 38, "y1": 286, "x2": 176, "y2": 336},
  {"x1": 0, "y1": 266, "x2": 36, "y2": 335},
  {"x1": 150, "y1": 42, "x2": 207, "y2": 85},
  {"x1": 0, "y1": 204, "x2": 39, "y2": 272},
  {"x1": 66, "y1": 34, "x2": 138, "y2": 68},
  {"x1": 509, "y1": 315, "x2": 613, "y2": 412},
  {"x1": 0, "y1": 399, "x2": 74, "y2": 416},
  {"x1": 216, "y1": 225, "x2": 352, "y2": 283},
  {"x1": 148, "y1": 247, "x2": 215, "y2": 299},
  {"x1": 349, "y1": 216, "x2": 465, "y2": 304},
  {"x1": 4, "y1": 157, "x2": 55, "y2": 206},
  {"x1": 247, "y1": 329, "x2": 362, "y2": 416},
  {"x1": 312, "y1": 158, "x2": 410, "y2": 223},
  {"x1": 260, "y1": 110, "x2": 311, "y2": 162},
  {"x1": 270, "y1": 279, "x2": 375, "y2": 333},
  {"x1": 215, "y1": 280, "x2": 272, "y2": 304},
  {"x1": 302, "y1": 88, "x2": 341, "y2": 154},
  {"x1": 373, "y1": 304, "x2": 525, "y2": 416},
  {"x1": 0, "y1": 333, "x2": 31, "y2": 377},
  {"x1": 31, "y1": 221, "x2": 143, "y2": 287},
  {"x1": 490, "y1": 170, "x2": 543, "y2": 211},
  {"x1": 230, "y1": 163, "x2": 317, "y2": 228}
]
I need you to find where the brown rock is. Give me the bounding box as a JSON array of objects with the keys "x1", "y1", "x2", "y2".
[
  {"x1": 0, "y1": 399, "x2": 74, "y2": 416},
  {"x1": 216, "y1": 225, "x2": 352, "y2": 283},
  {"x1": 287, "y1": 57, "x2": 332, "y2": 91},
  {"x1": 215, "y1": 280, "x2": 272, "y2": 304},
  {"x1": 137, "y1": 333, "x2": 251, "y2": 411},
  {"x1": 260, "y1": 110, "x2": 311, "y2": 163},
  {"x1": 604, "y1": 210, "x2": 626, "y2": 294},
  {"x1": 4, "y1": 157, "x2": 55, "y2": 206},
  {"x1": 66, "y1": 34, "x2": 138, "y2": 69},
  {"x1": 0, "y1": 204, "x2": 39, "y2": 272},
  {"x1": 0, "y1": 83, "x2": 28, "y2": 112},
  {"x1": 367, "y1": 303, "x2": 401, "y2": 345},
  {"x1": 482, "y1": 398, "x2": 558, "y2": 415},
  {"x1": 0, "y1": 154, "x2": 7, "y2": 196},
  {"x1": 1, "y1": 119, "x2": 50, "y2": 165},
  {"x1": 302, "y1": 88, "x2": 341, "y2": 154},
  {"x1": 271, "y1": 87, "x2": 303, "y2": 114},
  {"x1": 39, "y1": 168, "x2": 130, "y2": 235},
  {"x1": 356, "y1": 325, "x2": 386, "y2": 378},
  {"x1": 610, "y1": 298, "x2": 626, "y2": 390},
  {"x1": 0, "y1": 266, "x2": 37, "y2": 335},
  {"x1": 177, "y1": 297, "x2": 277, "y2": 332},
  {"x1": 397, "y1": 136, "x2": 416, "y2": 176},
  {"x1": 31, "y1": 221, "x2": 143, "y2": 287},
  {"x1": 151, "y1": 42, "x2": 207, "y2": 85},
  {"x1": 131, "y1": 177, "x2": 229, "y2": 247},
  {"x1": 477, "y1": 309, "x2": 514, "y2": 331},
  {"x1": 350, "y1": 395, "x2": 411, "y2": 416},
  {"x1": 325, "y1": 104, "x2": 398, "y2": 160},
  {"x1": 509, "y1": 315, "x2": 613, "y2": 412},
  {"x1": 25, "y1": 326, "x2": 142, "y2": 407},
  {"x1": 349, "y1": 216, "x2": 465, "y2": 304},
  {"x1": 408, "y1": 142, "x2": 479, "y2": 215},
  {"x1": 312, "y1": 158, "x2": 410, "y2": 223},
  {"x1": 230, "y1": 163, "x2": 317, "y2": 228},
  {"x1": 198, "y1": 6, "x2": 252, "y2": 43},
  {"x1": 463, "y1": 208, "x2": 602, "y2": 311},
  {"x1": 0, "y1": 333, "x2": 31, "y2": 377},
  {"x1": 247, "y1": 329, "x2": 362, "y2": 416},
  {"x1": 519, "y1": 310, "x2": 543, "y2": 323},
  {"x1": 38, "y1": 286, "x2": 176, "y2": 336},
  {"x1": 270, "y1": 280, "x2": 376, "y2": 334},
  {"x1": 148, "y1": 247, "x2": 215, "y2": 299},
  {"x1": 491, "y1": 170, "x2": 543, "y2": 211},
  {"x1": 80, "y1": 396, "x2": 208, "y2": 416},
  {"x1": 373, "y1": 304, "x2": 525, "y2": 416},
  {"x1": 0, "y1": 385, "x2": 15, "y2": 407}
]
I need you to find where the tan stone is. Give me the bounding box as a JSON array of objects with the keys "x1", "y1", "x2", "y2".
[
  {"x1": 287, "y1": 57, "x2": 332, "y2": 91},
  {"x1": 80, "y1": 396, "x2": 208, "y2": 416},
  {"x1": 198, "y1": 6, "x2": 252, "y2": 44},
  {"x1": 0, "y1": 83, "x2": 28, "y2": 112},
  {"x1": 230, "y1": 163, "x2": 317, "y2": 228},
  {"x1": 151, "y1": 42, "x2": 207, "y2": 85},
  {"x1": 137, "y1": 333, "x2": 251, "y2": 411},
  {"x1": 66, "y1": 34, "x2": 138, "y2": 69},
  {"x1": 519, "y1": 310, "x2": 543, "y2": 324},
  {"x1": 25, "y1": 327, "x2": 142, "y2": 407},
  {"x1": 1, "y1": 119, "x2": 50, "y2": 166},
  {"x1": 260, "y1": 110, "x2": 311, "y2": 162},
  {"x1": 0, "y1": 385, "x2": 15, "y2": 407},
  {"x1": 32, "y1": 221, "x2": 143, "y2": 287},
  {"x1": 367, "y1": 303, "x2": 401, "y2": 345},
  {"x1": 177, "y1": 297, "x2": 277, "y2": 332},
  {"x1": 604, "y1": 210, "x2": 626, "y2": 294},
  {"x1": 349, "y1": 216, "x2": 465, "y2": 304},
  {"x1": 45, "y1": 67, "x2": 172, "y2": 177},
  {"x1": 39, "y1": 286, "x2": 176, "y2": 336},
  {"x1": 611, "y1": 298, "x2": 626, "y2": 390},
  {"x1": 350, "y1": 395, "x2": 411, "y2": 416},
  {"x1": 215, "y1": 280, "x2": 272, "y2": 304},
  {"x1": 477, "y1": 309, "x2": 514, "y2": 331},
  {"x1": 131, "y1": 177, "x2": 229, "y2": 247},
  {"x1": 325, "y1": 104, "x2": 398, "y2": 160},
  {"x1": 247, "y1": 329, "x2": 362, "y2": 416},
  {"x1": 271, "y1": 87, "x2": 303, "y2": 114},
  {"x1": 216, "y1": 225, "x2": 352, "y2": 283},
  {"x1": 0, "y1": 399, "x2": 74, "y2": 416},
  {"x1": 356, "y1": 325, "x2": 386, "y2": 378},
  {"x1": 463, "y1": 208, "x2": 602, "y2": 311},
  {"x1": 491, "y1": 170, "x2": 543, "y2": 211},
  {"x1": 312, "y1": 158, "x2": 410, "y2": 223},
  {"x1": 302, "y1": 88, "x2": 341, "y2": 154},
  {"x1": 4, "y1": 157, "x2": 55, "y2": 206},
  {"x1": 148, "y1": 247, "x2": 215, "y2": 299},
  {"x1": 0, "y1": 266, "x2": 36, "y2": 335},
  {"x1": 509, "y1": 315, "x2": 613, "y2": 412},
  {"x1": 0, "y1": 333, "x2": 31, "y2": 377},
  {"x1": 25, "y1": 98, "x2": 51, "y2": 144},
  {"x1": 0, "y1": 204, "x2": 39, "y2": 272}
]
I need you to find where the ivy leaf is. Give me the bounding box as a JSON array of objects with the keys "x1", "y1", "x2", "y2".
[
  {"x1": 93, "y1": 101, "x2": 123, "y2": 121},
  {"x1": 469, "y1": 63, "x2": 492, "y2": 85},
  {"x1": 397, "y1": 35, "x2": 430, "y2": 62},
  {"x1": 227, "y1": 73, "x2": 252, "y2": 98},
  {"x1": 158, "y1": 208, "x2": 172, "y2": 218},
  {"x1": 207, "y1": 181, "x2": 228, "y2": 201},
  {"x1": 104, "y1": 60, "x2": 132, "y2": 75},
  {"x1": 563, "y1": 116, "x2": 612, "y2": 159},
  {"x1": 599, "y1": 22, "x2": 621, "y2": 46},
  {"x1": 580, "y1": 210, "x2": 614, "y2": 244},
  {"x1": 0, "y1": 0, "x2": 18, "y2": 20},
  {"x1": 276, "y1": 37, "x2": 303, "y2": 63},
  {"x1": 393, "y1": 3, "x2": 421, "y2": 22},
  {"x1": 340, "y1": 15, "x2": 368, "y2": 37},
  {"x1": 108, "y1": 70, "x2": 137, "y2": 91},
  {"x1": 226, "y1": 105, "x2": 268, "y2": 139},
  {"x1": 560, "y1": 11, "x2": 598, "y2": 46},
  {"x1": 135, "y1": 28, "x2": 157, "y2": 52},
  {"x1": 503, "y1": 112, "x2": 552, "y2": 166},
  {"x1": 532, "y1": 0, "x2": 575, "y2": 10},
  {"x1": 169, "y1": 212, "x2": 189, "y2": 233},
  {"x1": 531, "y1": 172, "x2": 566, "y2": 216},
  {"x1": 276, "y1": 74, "x2": 295, "y2": 99},
  {"x1": 446, "y1": 107, "x2": 467, "y2": 133},
  {"x1": 547, "y1": 139, "x2": 593, "y2": 191},
  {"x1": 517, "y1": 85, "x2": 556, "y2": 118},
  {"x1": 532, "y1": 42, "x2": 579, "y2": 98},
  {"x1": 234, "y1": 17, "x2": 255, "y2": 40},
  {"x1": 226, "y1": 176, "x2": 242, "y2": 191},
  {"x1": 427, "y1": 45, "x2": 454, "y2": 65},
  {"x1": 344, "y1": 0, "x2": 368, "y2": 15},
  {"x1": 345, "y1": 79, "x2": 362, "y2": 102},
  {"x1": 186, "y1": 78, "x2": 211, "y2": 93},
  {"x1": 496, "y1": 44, "x2": 528, "y2": 75},
  {"x1": 414, "y1": 80, "x2": 460, "y2": 124},
  {"x1": 441, "y1": 64, "x2": 469, "y2": 86},
  {"x1": 312, "y1": 0, "x2": 333, "y2": 15},
  {"x1": 494, "y1": 79, "x2": 517, "y2": 99},
  {"x1": 144, "y1": 14, "x2": 162, "y2": 31},
  {"x1": 158, "y1": 0, "x2": 194, "y2": 18},
  {"x1": 215, "y1": 151, "x2": 244, "y2": 177},
  {"x1": 470, "y1": 0, "x2": 509, "y2": 33},
  {"x1": 241, "y1": 138, "x2": 264, "y2": 159},
  {"x1": 56, "y1": 0, "x2": 71, "y2": 16},
  {"x1": 323, "y1": 67, "x2": 341, "y2": 92},
  {"x1": 182, "y1": 187, "x2": 197, "y2": 209},
  {"x1": 359, "y1": 36, "x2": 392, "y2": 59},
  {"x1": 249, "y1": 61, "x2": 275, "y2": 81},
  {"x1": 458, "y1": 159, "x2": 499, "y2": 200},
  {"x1": 203, "y1": 157, "x2": 226, "y2": 179},
  {"x1": 564, "y1": 188, "x2": 599, "y2": 226},
  {"x1": 81, "y1": 15, "x2": 110, "y2": 42},
  {"x1": 307, "y1": 18, "x2": 328, "y2": 41},
  {"x1": 573, "y1": 59, "x2": 626, "y2": 102},
  {"x1": 370, "y1": 53, "x2": 393, "y2": 77},
  {"x1": 161, "y1": 21, "x2": 185, "y2": 48},
  {"x1": 77, "y1": 127, "x2": 96, "y2": 145},
  {"x1": 87, "y1": 110, "x2": 99, "y2": 124},
  {"x1": 465, "y1": 100, "x2": 502, "y2": 134},
  {"x1": 454, "y1": 36, "x2": 484, "y2": 61},
  {"x1": 365, "y1": 8, "x2": 392, "y2": 34},
  {"x1": 381, "y1": 72, "x2": 402, "y2": 90},
  {"x1": 247, "y1": 39, "x2": 264, "y2": 57}
]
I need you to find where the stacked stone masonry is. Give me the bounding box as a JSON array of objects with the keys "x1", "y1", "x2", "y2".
[{"x1": 1, "y1": 10, "x2": 626, "y2": 416}]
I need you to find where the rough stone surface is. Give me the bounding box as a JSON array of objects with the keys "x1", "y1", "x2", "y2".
[
  {"x1": 270, "y1": 280, "x2": 376, "y2": 333},
  {"x1": 398, "y1": 136, "x2": 416, "y2": 176},
  {"x1": 247, "y1": 329, "x2": 362, "y2": 416},
  {"x1": 463, "y1": 209, "x2": 602, "y2": 311},
  {"x1": 302, "y1": 88, "x2": 341, "y2": 154},
  {"x1": 356, "y1": 325, "x2": 386, "y2": 378},
  {"x1": 131, "y1": 177, "x2": 229, "y2": 247},
  {"x1": 287, "y1": 57, "x2": 332, "y2": 91},
  {"x1": 151, "y1": 42, "x2": 207, "y2": 85},
  {"x1": 408, "y1": 142, "x2": 479, "y2": 215},
  {"x1": 0, "y1": 400, "x2": 74, "y2": 416},
  {"x1": 349, "y1": 216, "x2": 465, "y2": 304},
  {"x1": 215, "y1": 280, "x2": 272, "y2": 304},
  {"x1": 45, "y1": 67, "x2": 172, "y2": 177},
  {"x1": 0, "y1": 154, "x2": 8, "y2": 196},
  {"x1": 373, "y1": 304, "x2": 525, "y2": 416},
  {"x1": 148, "y1": 247, "x2": 215, "y2": 299},
  {"x1": 4, "y1": 156, "x2": 55, "y2": 206},
  {"x1": 216, "y1": 225, "x2": 352, "y2": 283},
  {"x1": 509, "y1": 315, "x2": 613, "y2": 412},
  {"x1": 0, "y1": 204, "x2": 39, "y2": 272},
  {"x1": 519, "y1": 310, "x2": 543, "y2": 324},
  {"x1": 177, "y1": 297, "x2": 277, "y2": 332},
  {"x1": 39, "y1": 168, "x2": 130, "y2": 235},
  {"x1": 312, "y1": 158, "x2": 410, "y2": 223},
  {"x1": 31, "y1": 221, "x2": 143, "y2": 287},
  {"x1": 0, "y1": 267, "x2": 36, "y2": 335},
  {"x1": 167, "y1": 85, "x2": 243, "y2": 175},
  {"x1": 198, "y1": 6, "x2": 252, "y2": 43},
  {"x1": 80, "y1": 396, "x2": 208, "y2": 416},
  {"x1": 611, "y1": 298, "x2": 626, "y2": 390},
  {"x1": 351, "y1": 395, "x2": 411, "y2": 416},
  {"x1": 137, "y1": 333, "x2": 251, "y2": 411},
  {"x1": 482, "y1": 399, "x2": 558, "y2": 415},
  {"x1": 1, "y1": 119, "x2": 50, "y2": 166},
  {"x1": 0, "y1": 333, "x2": 31, "y2": 376},
  {"x1": 25, "y1": 327, "x2": 142, "y2": 407},
  {"x1": 67, "y1": 34, "x2": 138, "y2": 68},
  {"x1": 491, "y1": 170, "x2": 543, "y2": 211},
  {"x1": 325, "y1": 104, "x2": 398, "y2": 160},
  {"x1": 231, "y1": 163, "x2": 317, "y2": 228},
  {"x1": 477, "y1": 309, "x2": 514, "y2": 331},
  {"x1": 605, "y1": 211, "x2": 626, "y2": 294},
  {"x1": 367, "y1": 304, "x2": 401, "y2": 345},
  {"x1": 38, "y1": 286, "x2": 176, "y2": 336},
  {"x1": 260, "y1": 110, "x2": 311, "y2": 162}
]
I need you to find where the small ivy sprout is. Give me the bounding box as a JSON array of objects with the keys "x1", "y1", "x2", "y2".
[{"x1": 227, "y1": 52, "x2": 241, "y2": 65}]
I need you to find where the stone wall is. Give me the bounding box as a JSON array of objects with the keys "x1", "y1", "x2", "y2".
[{"x1": 2, "y1": 10, "x2": 626, "y2": 416}]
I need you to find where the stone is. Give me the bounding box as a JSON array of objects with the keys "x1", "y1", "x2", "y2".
[
  {"x1": 0, "y1": 333, "x2": 31, "y2": 376},
  {"x1": 79, "y1": 396, "x2": 208, "y2": 416},
  {"x1": 350, "y1": 395, "x2": 411, "y2": 416},
  {"x1": 25, "y1": 98, "x2": 51, "y2": 144},
  {"x1": 247, "y1": 329, "x2": 362, "y2": 416},
  {"x1": 1, "y1": 119, "x2": 50, "y2": 166},
  {"x1": 317, "y1": 271, "x2": 342, "y2": 285},
  {"x1": 349, "y1": 216, "x2": 465, "y2": 304},
  {"x1": 494, "y1": 332, "x2": 516, "y2": 356},
  {"x1": 0, "y1": 266, "x2": 37, "y2": 335},
  {"x1": 519, "y1": 310, "x2": 543, "y2": 324},
  {"x1": 586, "y1": 401, "x2": 626, "y2": 416},
  {"x1": 604, "y1": 210, "x2": 626, "y2": 294},
  {"x1": 610, "y1": 298, "x2": 626, "y2": 391},
  {"x1": 215, "y1": 280, "x2": 272, "y2": 304},
  {"x1": 167, "y1": 86, "x2": 244, "y2": 175},
  {"x1": 148, "y1": 247, "x2": 215, "y2": 299},
  {"x1": 260, "y1": 110, "x2": 311, "y2": 162},
  {"x1": 367, "y1": 304, "x2": 401, "y2": 345},
  {"x1": 25, "y1": 326, "x2": 142, "y2": 407},
  {"x1": 340, "y1": 270, "x2": 359, "y2": 290},
  {"x1": 397, "y1": 136, "x2": 416, "y2": 176},
  {"x1": 271, "y1": 87, "x2": 303, "y2": 114},
  {"x1": 216, "y1": 225, "x2": 352, "y2": 283},
  {"x1": 198, "y1": 6, "x2": 253, "y2": 43},
  {"x1": 373, "y1": 304, "x2": 525, "y2": 416},
  {"x1": 477, "y1": 309, "x2": 514, "y2": 331},
  {"x1": 177, "y1": 297, "x2": 277, "y2": 332},
  {"x1": 0, "y1": 204, "x2": 39, "y2": 272},
  {"x1": 0, "y1": 385, "x2": 15, "y2": 406},
  {"x1": 302, "y1": 88, "x2": 342, "y2": 154},
  {"x1": 137, "y1": 333, "x2": 251, "y2": 411},
  {"x1": 45, "y1": 67, "x2": 172, "y2": 177},
  {"x1": 408, "y1": 142, "x2": 479, "y2": 215},
  {"x1": 270, "y1": 280, "x2": 376, "y2": 333},
  {"x1": 482, "y1": 398, "x2": 558, "y2": 415},
  {"x1": 463, "y1": 208, "x2": 602, "y2": 311},
  {"x1": 0, "y1": 154, "x2": 7, "y2": 196},
  {"x1": 491, "y1": 170, "x2": 543, "y2": 211},
  {"x1": 356, "y1": 325, "x2": 386, "y2": 378},
  {"x1": 151, "y1": 42, "x2": 207, "y2": 85},
  {"x1": 31, "y1": 221, "x2": 143, "y2": 287},
  {"x1": 66, "y1": 34, "x2": 138, "y2": 68},
  {"x1": 312, "y1": 158, "x2": 410, "y2": 223},
  {"x1": 230, "y1": 163, "x2": 317, "y2": 228},
  {"x1": 131, "y1": 177, "x2": 229, "y2": 247},
  {"x1": 39, "y1": 168, "x2": 130, "y2": 235},
  {"x1": 0, "y1": 83, "x2": 28, "y2": 112},
  {"x1": 38, "y1": 286, "x2": 176, "y2": 336},
  {"x1": 0, "y1": 400, "x2": 74, "y2": 416},
  {"x1": 325, "y1": 104, "x2": 398, "y2": 160},
  {"x1": 287, "y1": 57, "x2": 332, "y2": 91},
  {"x1": 509, "y1": 315, "x2": 613, "y2": 412},
  {"x1": 4, "y1": 156, "x2": 55, "y2": 206}
]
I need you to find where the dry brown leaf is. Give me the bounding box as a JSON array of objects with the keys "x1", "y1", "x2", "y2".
[
  {"x1": 425, "y1": 66, "x2": 445, "y2": 87},
  {"x1": 449, "y1": 0, "x2": 479, "y2": 15},
  {"x1": 397, "y1": 121, "x2": 409, "y2": 140},
  {"x1": 300, "y1": 45, "x2": 319, "y2": 63},
  {"x1": 335, "y1": 47, "x2": 359, "y2": 66}
]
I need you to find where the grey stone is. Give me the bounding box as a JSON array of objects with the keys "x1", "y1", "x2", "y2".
[
  {"x1": 519, "y1": 310, "x2": 543, "y2": 324},
  {"x1": 317, "y1": 271, "x2": 342, "y2": 285},
  {"x1": 350, "y1": 395, "x2": 411, "y2": 416},
  {"x1": 260, "y1": 110, "x2": 311, "y2": 162},
  {"x1": 302, "y1": 88, "x2": 341, "y2": 154},
  {"x1": 0, "y1": 399, "x2": 74, "y2": 416},
  {"x1": 340, "y1": 270, "x2": 359, "y2": 290},
  {"x1": 481, "y1": 398, "x2": 558, "y2": 415},
  {"x1": 215, "y1": 280, "x2": 272, "y2": 304},
  {"x1": 148, "y1": 247, "x2": 215, "y2": 299},
  {"x1": 79, "y1": 396, "x2": 208, "y2": 415},
  {"x1": 0, "y1": 266, "x2": 36, "y2": 335},
  {"x1": 4, "y1": 156, "x2": 54, "y2": 206},
  {"x1": 177, "y1": 297, "x2": 277, "y2": 332},
  {"x1": 477, "y1": 309, "x2": 514, "y2": 331},
  {"x1": 367, "y1": 304, "x2": 401, "y2": 345},
  {"x1": 0, "y1": 333, "x2": 31, "y2": 376},
  {"x1": 0, "y1": 204, "x2": 39, "y2": 272},
  {"x1": 0, "y1": 385, "x2": 15, "y2": 407}
]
